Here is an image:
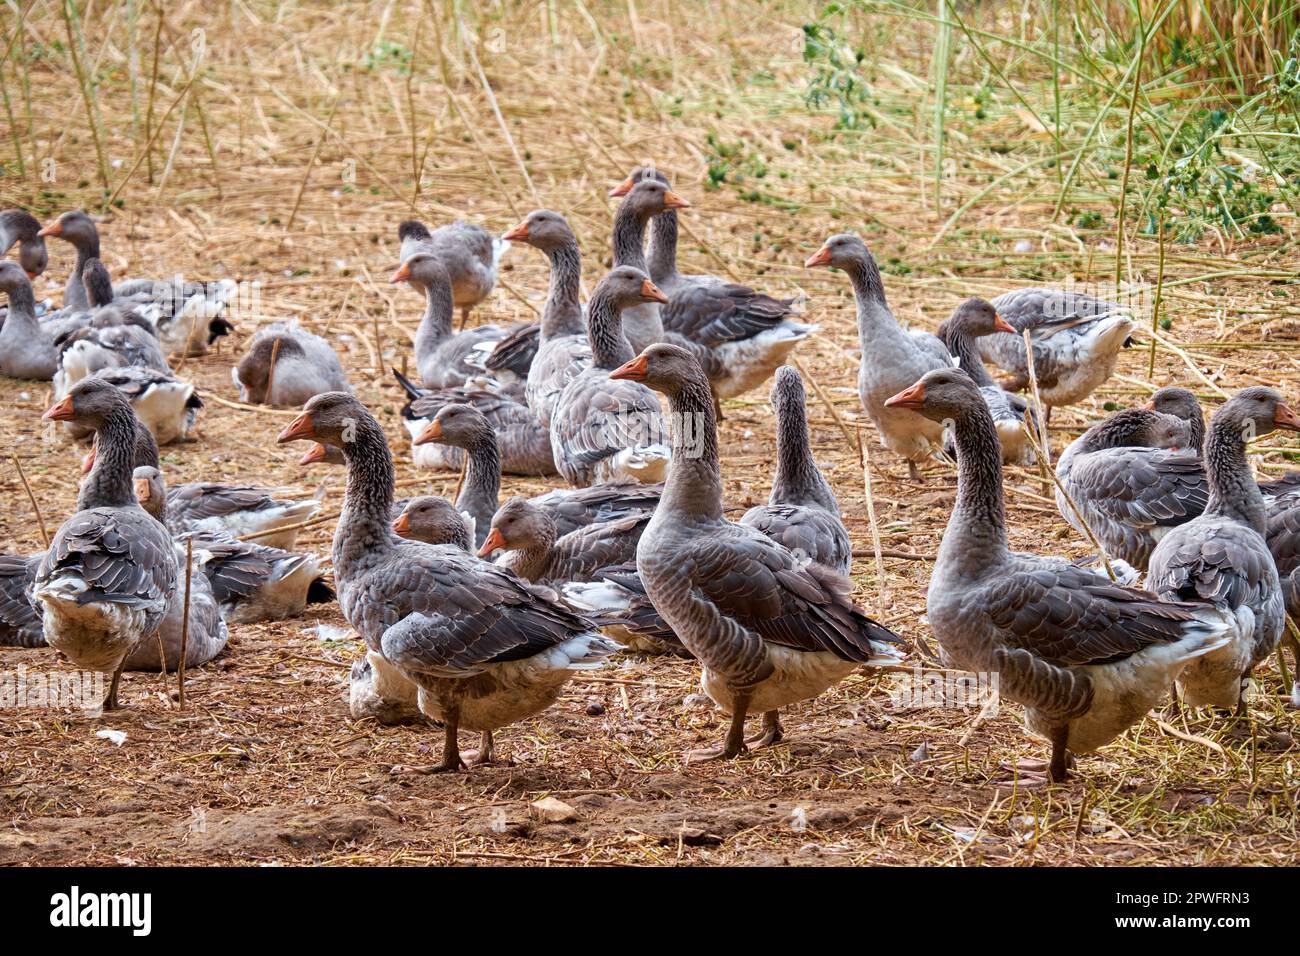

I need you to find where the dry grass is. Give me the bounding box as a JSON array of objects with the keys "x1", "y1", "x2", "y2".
[{"x1": 0, "y1": 0, "x2": 1298, "y2": 866}]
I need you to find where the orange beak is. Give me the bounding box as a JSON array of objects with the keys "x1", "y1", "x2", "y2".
[
  {"x1": 884, "y1": 380, "x2": 927, "y2": 410},
  {"x1": 43, "y1": 395, "x2": 74, "y2": 421},
  {"x1": 133, "y1": 478, "x2": 151, "y2": 503},
  {"x1": 992, "y1": 313, "x2": 1017, "y2": 335},
  {"x1": 299, "y1": 442, "x2": 328, "y2": 465},
  {"x1": 501, "y1": 220, "x2": 530, "y2": 242},
  {"x1": 1275, "y1": 401, "x2": 1300, "y2": 432},
  {"x1": 662, "y1": 190, "x2": 691, "y2": 210},
  {"x1": 414, "y1": 418, "x2": 442, "y2": 445},
  {"x1": 804, "y1": 245, "x2": 832, "y2": 269},
  {"x1": 81, "y1": 448, "x2": 96, "y2": 474},
  {"x1": 641, "y1": 278, "x2": 669, "y2": 304},
  {"x1": 1142, "y1": 399, "x2": 1156, "y2": 411},
  {"x1": 36, "y1": 221, "x2": 62, "y2": 238},
  {"x1": 608, "y1": 175, "x2": 636, "y2": 198},
  {"x1": 392, "y1": 512, "x2": 412, "y2": 536},
  {"x1": 276, "y1": 411, "x2": 315, "y2": 443},
  {"x1": 26, "y1": 270, "x2": 38, "y2": 280},
  {"x1": 477, "y1": 527, "x2": 507, "y2": 557},
  {"x1": 609, "y1": 354, "x2": 649, "y2": 382},
  {"x1": 389, "y1": 262, "x2": 412, "y2": 284}
]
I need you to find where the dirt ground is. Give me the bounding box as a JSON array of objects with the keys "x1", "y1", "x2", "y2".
[{"x1": 1, "y1": 2, "x2": 1299, "y2": 866}]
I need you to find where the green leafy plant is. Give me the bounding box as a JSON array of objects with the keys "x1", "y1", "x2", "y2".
[{"x1": 801, "y1": 12, "x2": 874, "y2": 130}]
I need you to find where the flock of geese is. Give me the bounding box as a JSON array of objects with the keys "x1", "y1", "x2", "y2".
[{"x1": 2, "y1": 166, "x2": 1298, "y2": 784}]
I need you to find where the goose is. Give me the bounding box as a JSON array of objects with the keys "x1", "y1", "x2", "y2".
[
  {"x1": 232, "y1": 320, "x2": 351, "y2": 407},
  {"x1": 0, "y1": 261, "x2": 58, "y2": 379},
  {"x1": 610, "y1": 179, "x2": 678, "y2": 352},
  {"x1": 0, "y1": 552, "x2": 43, "y2": 647},
  {"x1": 478, "y1": 497, "x2": 649, "y2": 585},
  {"x1": 613, "y1": 343, "x2": 903, "y2": 759},
  {"x1": 37, "y1": 211, "x2": 234, "y2": 353},
  {"x1": 392, "y1": 252, "x2": 511, "y2": 390},
  {"x1": 885, "y1": 368, "x2": 1234, "y2": 782},
  {"x1": 977, "y1": 287, "x2": 1136, "y2": 420},
  {"x1": 1053, "y1": 406, "x2": 1205, "y2": 569},
  {"x1": 559, "y1": 562, "x2": 690, "y2": 657},
  {"x1": 611, "y1": 168, "x2": 816, "y2": 409},
  {"x1": 392, "y1": 496, "x2": 473, "y2": 553},
  {"x1": 132, "y1": 465, "x2": 334, "y2": 625},
  {"x1": 500, "y1": 210, "x2": 592, "y2": 428},
  {"x1": 64, "y1": 366, "x2": 202, "y2": 446},
  {"x1": 33, "y1": 378, "x2": 178, "y2": 710},
  {"x1": 805, "y1": 234, "x2": 954, "y2": 480},
  {"x1": 739, "y1": 366, "x2": 852, "y2": 576},
  {"x1": 936, "y1": 298, "x2": 1038, "y2": 466},
  {"x1": 0, "y1": 208, "x2": 47, "y2": 279},
  {"x1": 551, "y1": 267, "x2": 672, "y2": 486},
  {"x1": 275, "y1": 392, "x2": 619, "y2": 770},
  {"x1": 397, "y1": 219, "x2": 508, "y2": 328},
  {"x1": 525, "y1": 481, "x2": 662, "y2": 538},
  {"x1": 1146, "y1": 388, "x2": 1297, "y2": 711},
  {"x1": 393, "y1": 367, "x2": 557, "y2": 477},
  {"x1": 412, "y1": 402, "x2": 501, "y2": 549}
]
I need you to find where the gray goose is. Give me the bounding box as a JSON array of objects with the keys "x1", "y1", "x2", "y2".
[
  {"x1": 232, "y1": 320, "x2": 351, "y2": 407},
  {"x1": 412, "y1": 402, "x2": 502, "y2": 550},
  {"x1": 611, "y1": 168, "x2": 816, "y2": 406},
  {"x1": 550, "y1": 266, "x2": 672, "y2": 486},
  {"x1": 121, "y1": 466, "x2": 228, "y2": 671},
  {"x1": 500, "y1": 210, "x2": 592, "y2": 428},
  {"x1": 77, "y1": 365, "x2": 202, "y2": 446},
  {"x1": 275, "y1": 392, "x2": 619, "y2": 770},
  {"x1": 392, "y1": 251, "x2": 508, "y2": 390},
  {"x1": 393, "y1": 368, "x2": 556, "y2": 477},
  {"x1": 936, "y1": 298, "x2": 1037, "y2": 466},
  {"x1": 1054, "y1": 407, "x2": 1205, "y2": 570},
  {"x1": 397, "y1": 219, "x2": 508, "y2": 328},
  {"x1": 610, "y1": 180, "x2": 677, "y2": 352},
  {"x1": 977, "y1": 287, "x2": 1135, "y2": 421},
  {"x1": 1147, "y1": 388, "x2": 1296, "y2": 711},
  {"x1": 133, "y1": 465, "x2": 333, "y2": 625},
  {"x1": 38, "y1": 211, "x2": 234, "y2": 353},
  {"x1": 478, "y1": 497, "x2": 649, "y2": 585},
  {"x1": 33, "y1": 379, "x2": 178, "y2": 710},
  {"x1": 805, "y1": 234, "x2": 954, "y2": 480},
  {"x1": 0, "y1": 261, "x2": 58, "y2": 379},
  {"x1": 0, "y1": 208, "x2": 47, "y2": 279},
  {"x1": 740, "y1": 366, "x2": 852, "y2": 576},
  {"x1": 392, "y1": 496, "x2": 473, "y2": 553},
  {"x1": 614, "y1": 343, "x2": 903, "y2": 760},
  {"x1": 885, "y1": 368, "x2": 1233, "y2": 782},
  {"x1": 0, "y1": 552, "x2": 43, "y2": 647}
]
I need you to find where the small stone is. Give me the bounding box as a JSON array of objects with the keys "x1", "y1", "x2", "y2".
[
  {"x1": 530, "y1": 796, "x2": 579, "y2": 824},
  {"x1": 1013, "y1": 239, "x2": 1033, "y2": 253},
  {"x1": 585, "y1": 701, "x2": 605, "y2": 716},
  {"x1": 683, "y1": 693, "x2": 712, "y2": 710}
]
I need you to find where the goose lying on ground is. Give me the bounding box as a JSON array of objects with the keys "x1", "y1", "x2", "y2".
[
  {"x1": 413, "y1": 402, "x2": 501, "y2": 549},
  {"x1": 33, "y1": 379, "x2": 178, "y2": 710},
  {"x1": 392, "y1": 496, "x2": 473, "y2": 553},
  {"x1": 0, "y1": 261, "x2": 58, "y2": 379},
  {"x1": 885, "y1": 368, "x2": 1233, "y2": 782},
  {"x1": 276, "y1": 391, "x2": 619, "y2": 769},
  {"x1": 68, "y1": 366, "x2": 202, "y2": 446},
  {"x1": 614, "y1": 343, "x2": 903, "y2": 759},
  {"x1": 478, "y1": 497, "x2": 649, "y2": 585},
  {"x1": 805, "y1": 234, "x2": 954, "y2": 480},
  {"x1": 1147, "y1": 388, "x2": 1297, "y2": 711},
  {"x1": 233, "y1": 320, "x2": 351, "y2": 407}
]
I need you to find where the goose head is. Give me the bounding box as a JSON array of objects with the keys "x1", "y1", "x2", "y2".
[
  {"x1": 2, "y1": 210, "x2": 47, "y2": 278},
  {"x1": 883, "y1": 367, "x2": 984, "y2": 424},
  {"x1": 477, "y1": 496, "x2": 552, "y2": 558},
  {"x1": 804, "y1": 233, "x2": 869, "y2": 270},
  {"x1": 275, "y1": 391, "x2": 366, "y2": 448},
  {"x1": 501, "y1": 209, "x2": 576, "y2": 251},
  {"x1": 132, "y1": 465, "x2": 166, "y2": 521},
  {"x1": 946, "y1": 298, "x2": 1016, "y2": 337},
  {"x1": 616, "y1": 179, "x2": 690, "y2": 219},
  {"x1": 390, "y1": 251, "x2": 451, "y2": 290},
  {"x1": 1212, "y1": 386, "x2": 1300, "y2": 441},
  {"x1": 413, "y1": 401, "x2": 491, "y2": 448},
  {"x1": 609, "y1": 165, "x2": 670, "y2": 197},
  {"x1": 38, "y1": 210, "x2": 98, "y2": 253},
  {"x1": 595, "y1": 265, "x2": 669, "y2": 310},
  {"x1": 610, "y1": 341, "x2": 707, "y2": 396},
  {"x1": 393, "y1": 495, "x2": 470, "y2": 550}
]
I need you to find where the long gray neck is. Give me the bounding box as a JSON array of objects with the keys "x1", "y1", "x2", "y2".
[
  {"x1": 647, "y1": 211, "x2": 679, "y2": 284},
  {"x1": 1204, "y1": 414, "x2": 1265, "y2": 532},
  {"x1": 586, "y1": 289, "x2": 634, "y2": 369},
  {"x1": 0, "y1": 279, "x2": 38, "y2": 338},
  {"x1": 456, "y1": 427, "x2": 500, "y2": 548},
  {"x1": 771, "y1": 393, "x2": 838, "y2": 514},
  {"x1": 0, "y1": 216, "x2": 21, "y2": 256},
  {"x1": 937, "y1": 321, "x2": 994, "y2": 388},
  {"x1": 540, "y1": 239, "x2": 584, "y2": 340},
  {"x1": 64, "y1": 232, "x2": 100, "y2": 312},
  {"x1": 334, "y1": 419, "x2": 398, "y2": 581},
  {"x1": 846, "y1": 256, "x2": 911, "y2": 354},
  {"x1": 1188, "y1": 409, "x2": 1206, "y2": 455},
  {"x1": 413, "y1": 272, "x2": 454, "y2": 366},
  {"x1": 661, "y1": 374, "x2": 722, "y2": 522},
  {"x1": 612, "y1": 202, "x2": 651, "y2": 272},
  {"x1": 79, "y1": 406, "x2": 139, "y2": 510},
  {"x1": 940, "y1": 403, "x2": 1008, "y2": 564}
]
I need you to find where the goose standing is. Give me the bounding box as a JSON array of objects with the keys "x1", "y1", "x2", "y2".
[
  {"x1": 550, "y1": 267, "x2": 672, "y2": 486},
  {"x1": 614, "y1": 344, "x2": 903, "y2": 759},
  {"x1": 276, "y1": 392, "x2": 619, "y2": 770},
  {"x1": 610, "y1": 180, "x2": 680, "y2": 352},
  {"x1": 936, "y1": 298, "x2": 1038, "y2": 466},
  {"x1": 0, "y1": 262, "x2": 58, "y2": 379},
  {"x1": 805, "y1": 234, "x2": 953, "y2": 480},
  {"x1": 977, "y1": 288, "x2": 1135, "y2": 420},
  {"x1": 501, "y1": 210, "x2": 592, "y2": 428},
  {"x1": 1053, "y1": 407, "x2": 1204, "y2": 569},
  {"x1": 1146, "y1": 388, "x2": 1296, "y2": 710},
  {"x1": 233, "y1": 320, "x2": 351, "y2": 407},
  {"x1": 740, "y1": 366, "x2": 852, "y2": 575},
  {"x1": 885, "y1": 368, "x2": 1233, "y2": 781},
  {"x1": 33, "y1": 379, "x2": 178, "y2": 710}
]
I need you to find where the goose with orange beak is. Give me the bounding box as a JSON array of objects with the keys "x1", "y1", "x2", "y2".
[
  {"x1": 411, "y1": 402, "x2": 501, "y2": 550},
  {"x1": 807, "y1": 233, "x2": 955, "y2": 481},
  {"x1": 395, "y1": 218, "x2": 508, "y2": 329}
]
